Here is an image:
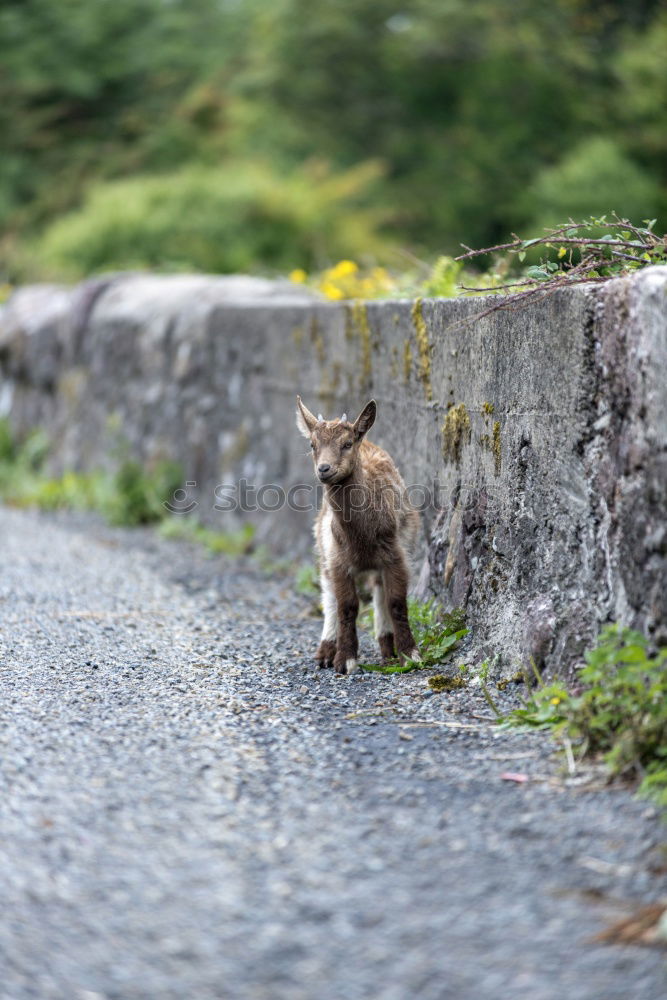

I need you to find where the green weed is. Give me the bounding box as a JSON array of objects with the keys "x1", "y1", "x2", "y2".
[
  {"x1": 295, "y1": 562, "x2": 320, "y2": 597},
  {"x1": 0, "y1": 418, "x2": 182, "y2": 528},
  {"x1": 503, "y1": 625, "x2": 667, "y2": 807},
  {"x1": 361, "y1": 599, "x2": 468, "y2": 674},
  {"x1": 158, "y1": 517, "x2": 256, "y2": 556}
]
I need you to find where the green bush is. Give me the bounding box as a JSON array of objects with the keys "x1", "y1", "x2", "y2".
[
  {"x1": 0, "y1": 419, "x2": 15, "y2": 464},
  {"x1": 106, "y1": 459, "x2": 183, "y2": 526},
  {"x1": 522, "y1": 138, "x2": 661, "y2": 234},
  {"x1": 0, "y1": 419, "x2": 183, "y2": 527},
  {"x1": 504, "y1": 625, "x2": 667, "y2": 807},
  {"x1": 361, "y1": 600, "x2": 468, "y2": 674},
  {"x1": 30, "y1": 159, "x2": 391, "y2": 279},
  {"x1": 158, "y1": 517, "x2": 256, "y2": 556}
]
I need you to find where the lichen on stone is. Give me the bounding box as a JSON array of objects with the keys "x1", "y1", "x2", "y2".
[
  {"x1": 428, "y1": 674, "x2": 466, "y2": 692},
  {"x1": 403, "y1": 339, "x2": 413, "y2": 381},
  {"x1": 60, "y1": 369, "x2": 87, "y2": 407},
  {"x1": 313, "y1": 333, "x2": 326, "y2": 363},
  {"x1": 479, "y1": 415, "x2": 502, "y2": 476},
  {"x1": 410, "y1": 298, "x2": 433, "y2": 401},
  {"x1": 292, "y1": 325, "x2": 305, "y2": 348},
  {"x1": 441, "y1": 403, "x2": 471, "y2": 463},
  {"x1": 344, "y1": 306, "x2": 354, "y2": 342},
  {"x1": 492, "y1": 420, "x2": 502, "y2": 476},
  {"x1": 496, "y1": 671, "x2": 524, "y2": 691},
  {"x1": 351, "y1": 302, "x2": 372, "y2": 388},
  {"x1": 482, "y1": 401, "x2": 495, "y2": 416},
  {"x1": 319, "y1": 360, "x2": 342, "y2": 398}
]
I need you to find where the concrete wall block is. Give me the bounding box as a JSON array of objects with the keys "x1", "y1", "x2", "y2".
[{"x1": 1, "y1": 268, "x2": 665, "y2": 674}]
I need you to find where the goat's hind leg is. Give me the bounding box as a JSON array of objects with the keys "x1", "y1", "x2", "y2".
[
  {"x1": 316, "y1": 569, "x2": 337, "y2": 668},
  {"x1": 384, "y1": 558, "x2": 420, "y2": 663},
  {"x1": 373, "y1": 573, "x2": 395, "y2": 661}
]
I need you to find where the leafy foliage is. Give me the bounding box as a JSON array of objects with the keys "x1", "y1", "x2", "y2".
[
  {"x1": 29, "y1": 160, "x2": 388, "y2": 279},
  {"x1": 361, "y1": 600, "x2": 467, "y2": 674},
  {"x1": 107, "y1": 459, "x2": 182, "y2": 526},
  {"x1": 295, "y1": 259, "x2": 396, "y2": 301},
  {"x1": 291, "y1": 253, "x2": 516, "y2": 301},
  {"x1": 0, "y1": 418, "x2": 180, "y2": 527},
  {"x1": 522, "y1": 139, "x2": 661, "y2": 235},
  {"x1": 2, "y1": 1, "x2": 666, "y2": 278},
  {"x1": 445, "y1": 215, "x2": 667, "y2": 327},
  {"x1": 294, "y1": 562, "x2": 320, "y2": 597},
  {"x1": 158, "y1": 518, "x2": 256, "y2": 556},
  {"x1": 503, "y1": 626, "x2": 667, "y2": 807},
  {"x1": 0, "y1": 417, "x2": 257, "y2": 553}
]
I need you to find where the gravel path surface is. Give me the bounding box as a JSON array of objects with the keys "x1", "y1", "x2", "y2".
[{"x1": 1, "y1": 506, "x2": 665, "y2": 1000}]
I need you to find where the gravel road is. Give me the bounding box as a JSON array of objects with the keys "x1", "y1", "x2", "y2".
[{"x1": 0, "y1": 506, "x2": 665, "y2": 1000}]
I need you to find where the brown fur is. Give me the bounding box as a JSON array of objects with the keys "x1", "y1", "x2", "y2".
[{"x1": 297, "y1": 397, "x2": 420, "y2": 674}]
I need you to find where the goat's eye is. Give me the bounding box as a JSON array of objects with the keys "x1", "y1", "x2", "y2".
[
  {"x1": 310, "y1": 441, "x2": 316, "y2": 450},
  {"x1": 342, "y1": 441, "x2": 353, "y2": 450}
]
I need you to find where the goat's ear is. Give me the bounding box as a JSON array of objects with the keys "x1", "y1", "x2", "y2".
[
  {"x1": 353, "y1": 399, "x2": 376, "y2": 439},
  {"x1": 296, "y1": 396, "x2": 318, "y2": 438}
]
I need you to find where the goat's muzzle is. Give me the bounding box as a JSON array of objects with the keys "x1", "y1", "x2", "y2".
[{"x1": 317, "y1": 463, "x2": 335, "y2": 482}]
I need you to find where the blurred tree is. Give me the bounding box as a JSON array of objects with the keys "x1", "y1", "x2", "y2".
[
  {"x1": 232, "y1": 0, "x2": 665, "y2": 249},
  {"x1": 0, "y1": 0, "x2": 247, "y2": 225},
  {"x1": 28, "y1": 160, "x2": 389, "y2": 278},
  {"x1": 612, "y1": 8, "x2": 667, "y2": 219},
  {"x1": 1, "y1": 0, "x2": 665, "y2": 276},
  {"x1": 521, "y1": 137, "x2": 660, "y2": 232}
]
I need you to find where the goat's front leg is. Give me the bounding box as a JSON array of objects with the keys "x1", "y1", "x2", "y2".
[
  {"x1": 332, "y1": 568, "x2": 359, "y2": 675},
  {"x1": 384, "y1": 556, "x2": 419, "y2": 662},
  {"x1": 316, "y1": 568, "x2": 337, "y2": 668}
]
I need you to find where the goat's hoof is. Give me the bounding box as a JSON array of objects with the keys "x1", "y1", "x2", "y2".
[
  {"x1": 333, "y1": 653, "x2": 359, "y2": 675},
  {"x1": 316, "y1": 639, "x2": 336, "y2": 669}
]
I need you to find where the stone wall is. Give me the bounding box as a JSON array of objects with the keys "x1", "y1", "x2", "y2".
[{"x1": 1, "y1": 268, "x2": 666, "y2": 675}]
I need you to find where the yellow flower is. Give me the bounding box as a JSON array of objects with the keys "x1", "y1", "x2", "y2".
[
  {"x1": 331, "y1": 260, "x2": 358, "y2": 278},
  {"x1": 321, "y1": 282, "x2": 345, "y2": 300},
  {"x1": 550, "y1": 696, "x2": 561, "y2": 705},
  {"x1": 289, "y1": 268, "x2": 308, "y2": 284},
  {"x1": 557, "y1": 247, "x2": 567, "y2": 259}
]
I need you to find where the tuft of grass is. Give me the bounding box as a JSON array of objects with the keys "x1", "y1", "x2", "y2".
[
  {"x1": 0, "y1": 419, "x2": 186, "y2": 527},
  {"x1": 502, "y1": 625, "x2": 667, "y2": 807},
  {"x1": 0, "y1": 418, "x2": 266, "y2": 563},
  {"x1": 295, "y1": 562, "x2": 320, "y2": 597},
  {"x1": 158, "y1": 517, "x2": 256, "y2": 556},
  {"x1": 361, "y1": 599, "x2": 468, "y2": 674},
  {"x1": 106, "y1": 458, "x2": 183, "y2": 526},
  {"x1": 0, "y1": 418, "x2": 183, "y2": 528}
]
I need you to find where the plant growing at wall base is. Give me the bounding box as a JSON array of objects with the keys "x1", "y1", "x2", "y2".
[
  {"x1": 0, "y1": 419, "x2": 183, "y2": 528},
  {"x1": 158, "y1": 516, "x2": 256, "y2": 556},
  {"x1": 108, "y1": 458, "x2": 182, "y2": 526},
  {"x1": 361, "y1": 600, "x2": 468, "y2": 674},
  {"x1": 503, "y1": 625, "x2": 667, "y2": 807}
]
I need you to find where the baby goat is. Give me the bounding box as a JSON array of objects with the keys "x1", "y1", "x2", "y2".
[{"x1": 296, "y1": 396, "x2": 420, "y2": 675}]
